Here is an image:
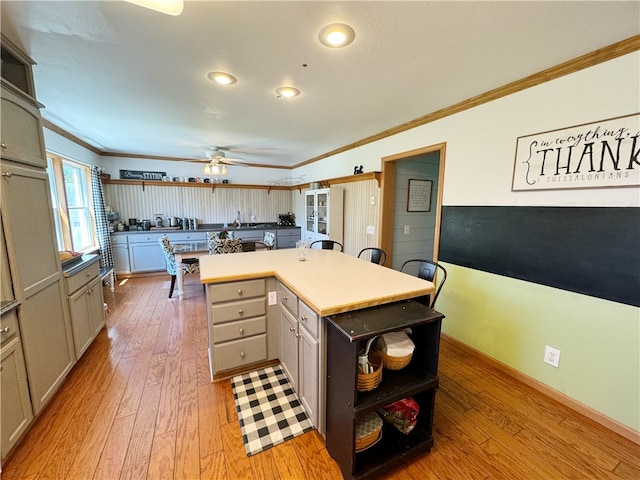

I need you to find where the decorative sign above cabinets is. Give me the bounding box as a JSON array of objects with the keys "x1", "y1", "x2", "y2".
[
  {"x1": 512, "y1": 113, "x2": 639, "y2": 191},
  {"x1": 119, "y1": 169, "x2": 166, "y2": 181}
]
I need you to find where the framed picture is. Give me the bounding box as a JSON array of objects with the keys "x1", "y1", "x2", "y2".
[{"x1": 407, "y1": 179, "x2": 432, "y2": 212}]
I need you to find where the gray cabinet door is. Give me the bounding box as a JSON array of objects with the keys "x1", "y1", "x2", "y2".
[
  {"x1": 279, "y1": 306, "x2": 298, "y2": 390},
  {"x1": 18, "y1": 279, "x2": 75, "y2": 414},
  {"x1": 0, "y1": 88, "x2": 46, "y2": 168},
  {"x1": 1, "y1": 336, "x2": 33, "y2": 460},
  {"x1": 0, "y1": 163, "x2": 59, "y2": 297},
  {"x1": 112, "y1": 245, "x2": 131, "y2": 274},
  {"x1": 130, "y1": 242, "x2": 165, "y2": 272},
  {"x1": 298, "y1": 324, "x2": 319, "y2": 427},
  {"x1": 68, "y1": 285, "x2": 94, "y2": 359}
]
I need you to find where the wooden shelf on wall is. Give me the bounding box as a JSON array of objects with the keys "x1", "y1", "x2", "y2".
[{"x1": 103, "y1": 171, "x2": 382, "y2": 192}]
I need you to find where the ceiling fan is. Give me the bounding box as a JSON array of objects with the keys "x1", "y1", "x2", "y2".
[
  {"x1": 204, "y1": 147, "x2": 248, "y2": 166},
  {"x1": 199, "y1": 147, "x2": 248, "y2": 175}
]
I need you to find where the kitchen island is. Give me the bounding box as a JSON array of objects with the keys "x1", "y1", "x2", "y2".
[
  {"x1": 199, "y1": 248, "x2": 433, "y2": 316},
  {"x1": 200, "y1": 249, "x2": 440, "y2": 479}
]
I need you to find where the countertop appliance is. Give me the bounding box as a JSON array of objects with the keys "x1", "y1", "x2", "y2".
[{"x1": 277, "y1": 213, "x2": 296, "y2": 226}]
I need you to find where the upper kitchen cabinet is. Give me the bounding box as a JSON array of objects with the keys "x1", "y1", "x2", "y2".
[
  {"x1": 304, "y1": 187, "x2": 344, "y2": 244},
  {"x1": 1, "y1": 35, "x2": 46, "y2": 169}
]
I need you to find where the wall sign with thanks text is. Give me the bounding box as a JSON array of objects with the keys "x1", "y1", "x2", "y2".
[{"x1": 512, "y1": 113, "x2": 640, "y2": 191}]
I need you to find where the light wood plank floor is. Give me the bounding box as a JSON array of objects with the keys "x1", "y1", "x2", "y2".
[{"x1": 2, "y1": 276, "x2": 638, "y2": 480}]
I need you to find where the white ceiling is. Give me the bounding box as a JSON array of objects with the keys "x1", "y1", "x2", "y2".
[{"x1": 2, "y1": 1, "x2": 639, "y2": 168}]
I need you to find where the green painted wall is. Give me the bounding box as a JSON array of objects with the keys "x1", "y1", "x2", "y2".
[{"x1": 438, "y1": 263, "x2": 640, "y2": 432}]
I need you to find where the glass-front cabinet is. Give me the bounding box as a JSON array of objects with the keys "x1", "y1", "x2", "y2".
[{"x1": 304, "y1": 187, "x2": 344, "y2": 244}]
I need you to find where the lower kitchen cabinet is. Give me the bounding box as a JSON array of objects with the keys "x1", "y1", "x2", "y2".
[
  {"x1": 65, "y1": 258, "x2": 105, "y2": 359},
  {"x1": 0, "y1": 307, "x2": 33, "y2": 461},
  {"x1": 129, "y1": 234, "x2": 166, "y2": 273},
  {"x1": 207, "y1": 279, "x2": 268, "y2": 377},
  {"x1": 110, "y1": 234, "x2": 131, "y2": 274},
  {"x1": 278, "y1": 282, "x2": 321, "y2": 428},
  {"x1": 17, "y1": 278, "x2": 75, "y2": 415}
]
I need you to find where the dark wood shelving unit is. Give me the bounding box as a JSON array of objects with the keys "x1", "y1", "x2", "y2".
[{"x1": 326, "y1": 300, "x2": 444, "y2": 480}]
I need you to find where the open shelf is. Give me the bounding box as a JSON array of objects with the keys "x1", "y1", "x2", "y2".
[{"x1": 326, "y1": 301, "x2": 444, "y2": 480}]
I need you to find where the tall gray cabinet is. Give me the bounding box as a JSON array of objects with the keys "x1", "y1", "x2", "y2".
[{"x1": 1, "y1": 34, "x2": 76, "y2": 461}]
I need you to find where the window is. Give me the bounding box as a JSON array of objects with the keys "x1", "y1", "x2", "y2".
[{"x1": 47, "y1": 154, "x2": 97, "y2": 252}]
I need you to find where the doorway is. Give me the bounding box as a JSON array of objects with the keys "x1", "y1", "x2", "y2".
[{"x1": 379, "y1": 142, "x2": 446, "y2": 269}]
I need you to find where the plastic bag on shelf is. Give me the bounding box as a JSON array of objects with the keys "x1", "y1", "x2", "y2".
[{"x1": 378, "y1": 397, "x2": 419, "y2": 434}]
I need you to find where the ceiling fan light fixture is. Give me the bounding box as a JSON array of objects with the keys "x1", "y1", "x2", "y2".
[
  {"x1": 203, "y1": 162, "x2": 228, "y2": 175},
  {"x1": 318, "y1": 23, "x2": 355, "y2": 48},
  {"x1": 275, "y1": 86, "x2": 300, "y2": 98},
  {"x1": 124, "y1": 0, "x2": 184, "y2": 16},
  {"x1": 207, "y1": 71, "x2": 237, "y2": 85}
]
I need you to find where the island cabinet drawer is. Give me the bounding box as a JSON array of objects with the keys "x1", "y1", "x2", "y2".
[
  {"x1": 212, "y1": 316, "x2": 266, "y2": 344},
  {"x1": 209, "y1": 279, "x2": 265, "y2": 303},
  {"x1": 211, "y1": 297, "x2": 265, "y2": 324},
  {"x1": 298, "y1": 300, "x2": 319, "y2": 339},
  {"x1": 278, "y1": 282, "x2": 298, "y2": 317},
  {"x1": 64, "y1": 262, "x2": 100, "y2": 294},
  {"x1": 213, "y1": 334, "x2": 267, "y2": 372}
]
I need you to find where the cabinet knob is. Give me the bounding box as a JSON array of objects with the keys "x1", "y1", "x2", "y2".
[
  {"x1": 238, "y1": 309, "x2": 244, "y2": 315},
  {"x1": 239, "y1": 328, "x2": 245, "y2": 335},
  {"x1": 289, "y1": 327, "x2": 296, "y2": 333},
  {"x1": 1, "y1": 142, "x2": 6, "y2": 149},
  {"x1": 237, "y1": 289, "x2": 243, "y2": 296},
  {"x1": 2, "y1": 172, "x2": 12, "y2": 178},
  {"x1": 301, "y1": 315, "x2": 307, "y2": 322},
  {"x1": 281, "y1": 296, "x2": 288, "y2": 303},
  {"x1": 240, "y1": 352, "x2": 245, "y2": 359},
  {"x1": 1, "y1": 327, "x2": 10, "y2": 334}
]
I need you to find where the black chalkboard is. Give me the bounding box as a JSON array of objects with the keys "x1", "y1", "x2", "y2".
[{"x1": 439, "y1": 206, "x2": 640, "y2": 307}]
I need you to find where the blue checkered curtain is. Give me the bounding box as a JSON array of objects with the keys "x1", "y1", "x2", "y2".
[{"x1": 91, "y1": 166, "x2": 114, "y2": 269}]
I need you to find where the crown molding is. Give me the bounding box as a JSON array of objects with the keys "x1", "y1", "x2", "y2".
[{"x1": 293, "y1": 35, "x2": 640, "y2": 169}]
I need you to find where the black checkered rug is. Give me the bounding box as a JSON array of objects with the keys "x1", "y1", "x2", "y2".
[{"x1": 231, "y1": 364, "x2": 314, "y2": 456}]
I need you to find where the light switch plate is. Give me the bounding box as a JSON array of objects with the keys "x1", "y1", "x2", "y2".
[
  {"x1": 268, "y1": 291, "x2": 277, "y2": 305},
  {"x1": 366, "y1": 226, "x2": 375, "y2": 234},
  {"x1": 403, "y1": 225, "x2": 410, "y2": 235}
]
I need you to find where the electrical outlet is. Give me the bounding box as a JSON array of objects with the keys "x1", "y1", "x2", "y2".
[
  {"x1": 544, "y1": 345, "x2": 560, "y2": 368},
  {"x1": 268, "y1": 291, "x2": 277, "y2": 306},
  {"x1": 403, "y1": 225, "x2": 410, "y2": 235},
  {"x1": 366, "y1": 225, "x2": 375, "y2": 234}
]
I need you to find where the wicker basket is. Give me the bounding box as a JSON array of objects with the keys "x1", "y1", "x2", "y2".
[
  {"x1": 357, "y1": 351, "x2": 382, "y2": 392},
  {"x1": 377, "y1": 348, "x2": 412, "y2": 370},
  {"x1": 355, "y1": 412, "x2": 383, "y2": 452}
]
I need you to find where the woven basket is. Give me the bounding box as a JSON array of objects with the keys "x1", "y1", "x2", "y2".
[
  {"x1": 357, "y1": 351, "x2": 382, "y2": 392},
  {"x1": 377, "y1": 348, "x2": 412, "y2": 370},
  {"x1": 355, "y1": 412, "x2": 383, "y2": 452}
]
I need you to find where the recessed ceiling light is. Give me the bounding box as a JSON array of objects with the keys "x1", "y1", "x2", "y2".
[
  {"x1": 124, "y1": 0, "x2": 184, "y2": 16},
  {"x1": 318, "y1": 23, "x2": 355, "y2": 48},
  {"x1": 276, "y1": 87, "x2": 300, "y2": 98},
  {"x1": 207, "y1": 71, "x2": 237, "y2": 85}
]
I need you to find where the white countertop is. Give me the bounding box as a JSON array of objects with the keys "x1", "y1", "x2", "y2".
[{"x1": 199, "y1": 249, "x2": 434, "y2": 316}]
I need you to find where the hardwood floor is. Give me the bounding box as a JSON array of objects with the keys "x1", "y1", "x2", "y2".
[{"x1": 2, "y1": 275, "x2": 638, "y2": 480}]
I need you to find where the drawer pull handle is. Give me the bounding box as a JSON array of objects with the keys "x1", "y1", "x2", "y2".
[
  {"x1": 1, "y1": 327, "x2": 10, "y2": 334},
  {"x1": 239, "y1": 328, "x2": 245, "y2": 335},
  {"x1": 240, "y1": 351, "x2": 245, "y2": 359},
  {"x1": 2, "y1": 172, "x2": 12, "y2": 178}
]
